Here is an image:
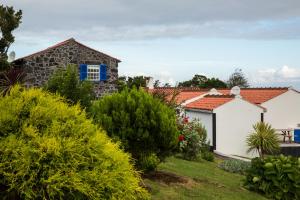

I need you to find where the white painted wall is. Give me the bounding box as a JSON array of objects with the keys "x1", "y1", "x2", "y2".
[
  {"x1": 262, "y1": 90, "x2": 300, "y2": 129},
  {"x1": 185, "y1": 110, "x2": 213, "y2": 145},
  {"x1": 214, "y1": 98, "x2": 263, "y2": 158}
]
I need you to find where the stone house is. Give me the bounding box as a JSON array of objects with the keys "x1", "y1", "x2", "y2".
[{"x1": 13, "y1": 38, "x2": 121, "y2": 97}]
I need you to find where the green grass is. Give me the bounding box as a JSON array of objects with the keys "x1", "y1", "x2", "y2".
[{"x1": 144, "y1": 156, "x2": 267, "y2": 200}]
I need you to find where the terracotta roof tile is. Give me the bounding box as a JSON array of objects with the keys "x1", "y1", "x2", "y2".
[
  {"x1": 218, "y1": 88, "x2": 289, "y2": 104},
  {"x1": 185, "y1": 96, "x2": 234, "y2": 111},
  {"x1": 148, "y1": 87, "x2": 208, "y2": 104}
]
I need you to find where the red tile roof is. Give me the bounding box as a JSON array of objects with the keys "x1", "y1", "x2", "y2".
[
  {"x1": 185, "y1": 95, "x2": 234, "y2": 111},
  {"x1": 16, "y1": 38, "x2": 121, "y2": 62},
  {"x1": 218, "y1": 88, "x2": 289, "y2": 104},
  {"x1": 148, "y1": 87, "x2": 209, "y2": 104}
]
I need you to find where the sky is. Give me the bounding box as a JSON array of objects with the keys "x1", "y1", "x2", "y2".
[{"x1": 4, "y1": 0, "x2": 300, "y2": 88}]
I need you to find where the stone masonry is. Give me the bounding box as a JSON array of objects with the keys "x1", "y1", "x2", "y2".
[{"x1": 14, "y1": 38, "x2": 120, "y2": 97}]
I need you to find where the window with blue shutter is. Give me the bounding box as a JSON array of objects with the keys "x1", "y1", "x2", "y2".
[
  {"x1": 100, "y1": 64, "x2": 107, "y2": 81},
  {"x1": 79, "y1": 64, "x2": 87, "y2": 80}
]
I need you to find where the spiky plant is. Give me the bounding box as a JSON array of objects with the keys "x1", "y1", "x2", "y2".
[
  {"x1": 0, "y1": 67, "x2": 25, "y2": 96},
  {"x1": 247, "y1": 122, "x2": 280, "y2": 158}
]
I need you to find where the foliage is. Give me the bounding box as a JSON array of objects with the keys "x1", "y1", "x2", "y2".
[
  {"x1": 0, "y1": 5, "x2": 22, "y2": 71},
  {"x1": 178, "y1": 117, "x2": 210, "y2": 160},
  {"x1": 247, "y1": 122, "x2": 280, "y2": 158},
  {"x1": 219, "y1": 159, "x2": 251, "y2": 174},
  {"x1": 138, "y1": 153, "x2": 160, "y2": 172},
  {"x1": 201, "y1": 151, "x2": 215, "y2": 162},
  {"x1": 90, "y1": 87, "x2": 179, "y2": 170},
  {"x1": 117, "y1": 75, "x2": 148, "y2": 91},
  {"x1": 178, "y1": 74, "x2": 227, "y2": 88},
  {"x1": 44, "y1": 64, "x2": 95, "y2": 109},
  {"x1": 244, "y1": 155, "x2": 300, "y2": 200},
  {"x1": 0, "y1": 67, "x2": 25, "y2": 96},
  {"x1": 0, "y1": 85, "x2": 149, "y2": 200},
  {"x1": 227, "y1": 68, "x2": 249, "y2": 88}
]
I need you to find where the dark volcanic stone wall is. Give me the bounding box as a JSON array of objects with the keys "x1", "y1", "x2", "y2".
[{"x1": 21, "y1": 39, "x2": 119, "y2": 97}]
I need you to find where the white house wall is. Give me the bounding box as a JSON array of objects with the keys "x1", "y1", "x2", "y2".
[
  {"x1": 262, "y1": 90, "x2": 300, "y2": 129},
  {"x1": 214, "y1": 98, "x2": 262, "y2": 158},
  {"x1": 185, "y1": 110, "x2": 213, "y2": 146}
]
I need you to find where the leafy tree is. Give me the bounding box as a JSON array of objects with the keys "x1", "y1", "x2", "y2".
[
  {"x1": 117, "y1": 76, "x2": 148, "y2": 91},
  {"x1": 90, "y1": 88, "x2": 179, "y2": 171},
  {"x1": 227, "y1": 68, "x2": 249, "y2": 88},
  {"x1": 44, "y1": 64, "x2": 95, "y2": 109},
  {"x1": 0, "y1": 85, "x2": 149, "y2": 199},
  {"x1": 153, "y1": 79, "x2": 161, "y2": 88},
  {"x1": 0, "y1": 5, "x2": 22, "y2": 71},
  {"x1": 246, "y1": 122, "x2": 280, "y2": 158},
  {"x1": 178, "y1": 74, "x2": 227, "y2": 88}
]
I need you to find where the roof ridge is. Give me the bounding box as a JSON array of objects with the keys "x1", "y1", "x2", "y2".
[
  {"x1": 15, "y1": 38, "x2": 121, "y2": 62},
  {"x1": 205, "y1": 94, "x2": 234, "y2": 98}
]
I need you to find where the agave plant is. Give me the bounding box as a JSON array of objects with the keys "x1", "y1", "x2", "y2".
[
  {"x1": 247, "y1": 122, "x2": 280, "y2": 158},
  {"x1": 0, "y1": 67, "x2": 26, "y2": 96}
]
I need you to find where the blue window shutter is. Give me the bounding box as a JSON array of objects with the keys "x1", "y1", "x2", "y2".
[
  {"x1": 100, "y1": 64, "x2": 107, "y2": 81},
  {"x1": 80, "y1": 64, "x2": 87, "y2": 80}
]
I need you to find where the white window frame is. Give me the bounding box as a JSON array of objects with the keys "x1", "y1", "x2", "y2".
[{"x1": 87, "y1": 65, "x2": 100, "y2": 81}]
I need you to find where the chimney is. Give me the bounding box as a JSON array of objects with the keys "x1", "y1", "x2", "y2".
[{"x1": 146, "y1": 77, "x2": 154, "y2": 89}]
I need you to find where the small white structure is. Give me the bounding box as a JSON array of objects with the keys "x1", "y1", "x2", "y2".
[
  {"x1": 261, "y1": 88, "x2": 300, "y2": 129},
  {"x1": 185, "y1": 91, "x2": 264, "y2": 158}
]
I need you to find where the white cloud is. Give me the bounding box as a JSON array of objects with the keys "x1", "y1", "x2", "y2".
[{"x1": 253, "y1": 65, "x2": 300, "y2": 84}]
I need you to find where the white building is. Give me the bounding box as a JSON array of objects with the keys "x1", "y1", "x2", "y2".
[
  {"x1": 148, "y1": 86, "x2": 300, "y2": 158},
  {"x1": 185, "y1": 94, "x2": 264, "y2": 158}
]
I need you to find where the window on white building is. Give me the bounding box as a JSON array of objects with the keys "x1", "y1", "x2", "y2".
[{"x1": 87, "y1": 65, "x2": 100, "y2": 81}]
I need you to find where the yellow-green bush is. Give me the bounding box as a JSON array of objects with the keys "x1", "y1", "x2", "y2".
[{"x1": 0, "y1": 86, "x2": 149, "y2": 200}]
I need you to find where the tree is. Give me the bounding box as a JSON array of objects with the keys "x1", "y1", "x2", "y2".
[
  {"x1": 90, "y1": 88, "x2": 179, "y2": 171},
  {"x1": 153, "y1": 79, "x2": 161, "y2": 88},
  {"x1": 116, "y1": 75, "x2": 148, "y2": 91},
  {"x1": 0, "y1": 5, "x2": 22, "y2": 71},
  {"x1": 246, "y1": 122, "x2": 280, "y2": 158},
  {"x1": 44, "y1": 64, "x2": 95, "y2": 109},
  {"x1": 0, "y1": 85, "x2": 149, "y2": 199},
  {"x1": 178, "y1": 74, "x2": 227, "y2": 88},
  {"x1": 227, "y1": 68, "x2": 249, "y2": 88}
]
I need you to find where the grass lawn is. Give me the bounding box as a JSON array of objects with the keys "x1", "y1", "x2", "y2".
[{"x1": 144, "y1": 156, "x2": 267, "y2": 200}]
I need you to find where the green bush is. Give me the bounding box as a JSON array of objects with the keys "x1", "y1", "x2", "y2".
[
  {"x1": 219, "y1": 159, "x2": 250, "y2": 174},
  {"x1": 178, "y1": 117, "x2": 210, "y2": 161},
  {"x1": 90, "y1": 87, "x2": 179, "y2": 171},
  {"x1": 44, "y1": 64, "x2": 95, "y2": 109},
  {"x1": 244, "y1": 155, "x2": 300, "y2": 200},
  {"x1": 138, "y1": 153, "x2": 160, "y2": 172},
  {"x1": 0, "y1": 85, "x2": 149, "y2": 200},
  {"x1": 201, "y1": 151, "x2": 215, "y2": 162}
]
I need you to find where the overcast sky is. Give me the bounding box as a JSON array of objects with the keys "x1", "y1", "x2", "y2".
[{"x1": 5, "y1": 0, "x2": 300, "y2": 88}]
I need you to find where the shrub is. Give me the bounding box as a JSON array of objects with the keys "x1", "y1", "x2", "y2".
[
  {"x1": 201, "y1": 151, "x2": 215, "y2": 162},
  {"x1": 44, "y1": 64, "x2": 95, "y2": 109},
  {"x1": 0, "y1": 85, "x2": 149, "y2": 199},
  {"x1": 138, "y1": 153, "x2": 160, "y2": 172},
  {"x1": 219, "y1": 159, "x2": 250, "y2": 174},
  {"x1": 244, "y1": 155, "x2": 300, "y2": 200},
  {"x1": 178, "y1": 117, "x2": 210, "y2": 161},
  {"x1": 90, "y1": 87, "x2": 179, "y2": 171},
  {"x1": 247, "y1": 122, "x2": 280, "y2": 158}
]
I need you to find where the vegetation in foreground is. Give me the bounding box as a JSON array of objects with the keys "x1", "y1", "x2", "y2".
[
  {"x1": 0, "y1": 86, "x2": 149, "y2": 199},
  {"x1": 144, "y1": 156, "x2": 267, "y2": 200}
]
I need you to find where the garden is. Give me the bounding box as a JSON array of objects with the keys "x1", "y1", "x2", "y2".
[{"x1": 1, "y1": 63, "x2": 300, "y2": 199}]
